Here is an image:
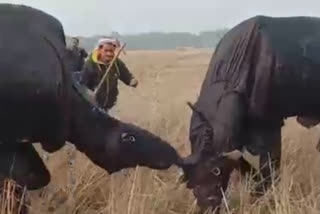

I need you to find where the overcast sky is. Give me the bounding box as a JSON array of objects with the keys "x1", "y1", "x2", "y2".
[{"x1": 2, "y1": 0, "x2": 320, "y2": 36}]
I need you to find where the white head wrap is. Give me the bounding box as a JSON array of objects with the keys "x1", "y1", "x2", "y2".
[{"x1": 96, "y1": 37, "x2": 119, "y2": 48}]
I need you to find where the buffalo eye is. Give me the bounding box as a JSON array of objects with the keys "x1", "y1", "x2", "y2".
[
  {"x1": 211, "y1": 167, "x2": 221, "y2": 176},
  {"x1": 129, "y1": 136, "x2": 136, "y2": 142},
  {"x1": 121, "y1": 133, "x2": 136, "y2": 144}
]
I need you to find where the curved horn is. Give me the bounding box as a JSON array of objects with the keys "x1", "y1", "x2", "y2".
[
  {"x1": 186, "y1": 101, "x2": 211, "y2": 125},
  {"x1": 179, "y1": 152, "x2": 201, "y2": 166},
  {"x1": 186, "y1": 101, "x2": 196, "y2": 111},
  {"x1": 177, "y1": 152, "x2": 201, "y2": 184},
  {"x1": 222, "y1": 150, "x2": 243, "y2": 160},
  {"x1": 187, "y1": 101, "x2": 214, "y2": 150},
  {"x1": 222, "y1": 149, "x2": 260, "y2": 171},
  {"x1": 242, "y1": 148, "x2": 260, "y2": 171}
]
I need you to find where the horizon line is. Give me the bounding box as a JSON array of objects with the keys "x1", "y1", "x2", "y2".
[{"x1": 67, "y1": 28, "x2": 229, "y2": 38}]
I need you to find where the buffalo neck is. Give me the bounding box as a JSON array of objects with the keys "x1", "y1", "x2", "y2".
[
  {"x1": 195, "y1": 83, "x2": 246, "y2": 154},
  {"x1": 68, "y1": 85, "x2": 118, "y2": 151}
]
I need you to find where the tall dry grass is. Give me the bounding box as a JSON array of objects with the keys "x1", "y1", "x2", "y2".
[
  {"x1": 0, "y1": 179, "x2": 28, "y2": 214},
  {"x1": 26, "y1": 118, "x2": 320, "y2": 214},
  {"x1": 1, "y1": 49, "x2": 319, "y2": 213}
]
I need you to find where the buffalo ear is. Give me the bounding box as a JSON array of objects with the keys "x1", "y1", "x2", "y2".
[{"x1": 222, "y1": 150, "x2": 243, "y2": 161}]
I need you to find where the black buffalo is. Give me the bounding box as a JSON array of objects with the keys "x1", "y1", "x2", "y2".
[
  {"x1": 180, "y1": 15, "x2": 320, "y2": 213},
  {"x1": 0, "y1": 4, "x2": 180, "y2": 190}
]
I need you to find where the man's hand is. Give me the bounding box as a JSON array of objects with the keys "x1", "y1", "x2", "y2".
[{"x1": 129, "y1": 78, "x2": 138, "y2": 88}]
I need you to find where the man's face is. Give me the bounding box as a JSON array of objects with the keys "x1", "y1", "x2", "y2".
[
  {"x1": 72, "y1": 39, "x2": 79, "y2": 47},
  {"x1": 98, "y1": 43, "x2": 115, "y2": 63}
]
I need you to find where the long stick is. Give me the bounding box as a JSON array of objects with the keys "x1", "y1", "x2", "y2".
[{"x1": 93, "y1": 43, "x2": 126, "y2": 98}]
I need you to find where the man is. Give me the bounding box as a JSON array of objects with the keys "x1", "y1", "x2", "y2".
[
  {"x1": 67, "y1": 37, "x2": 88, "y2": 72},
  {"x1": 80, "y1": 37, "x2": 138, "y2": 111}
]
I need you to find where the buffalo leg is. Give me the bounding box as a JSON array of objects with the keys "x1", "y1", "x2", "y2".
[
  {"x1": 0, "y1": 143, "x2": 51, "y2": 190},
  {"x1": 246, "y1": 120, "x2": 282, "y2": 196},
  {"x1": 0, "y1": 143, "x2": 50, "y2": 213}
]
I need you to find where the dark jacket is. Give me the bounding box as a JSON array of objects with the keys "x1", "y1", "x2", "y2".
[
  {"x1": 67, "y1": 46, "x2": 88, "y2": 72},
  {"x1": 79, "y1": 50, "x2": 135, "y2": 110}
]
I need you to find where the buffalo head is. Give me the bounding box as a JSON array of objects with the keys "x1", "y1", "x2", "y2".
[
  {"x1": 90, "y1": 119, "x2": 181, "y2": 173},
  {"x1": 180, "y1": 149, "x2": 258, "y2": 212},
  {"x1": 70, "y1": 82, "x2": 181, "y2": 174},
  {"x1": 178, "y1": 102, "x2": 257, "y2": 213}
]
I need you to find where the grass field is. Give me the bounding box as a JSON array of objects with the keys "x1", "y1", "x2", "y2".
[{"x1": 7, "y1": 48, "x2": 320, "y2": 214}]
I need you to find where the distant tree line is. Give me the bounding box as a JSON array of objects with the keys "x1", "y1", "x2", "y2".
[{"x1": 66, "y1": 28, "x2": 229, "y2": 52}]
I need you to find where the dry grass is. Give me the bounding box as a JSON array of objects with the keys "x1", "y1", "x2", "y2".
[
  {"x1": 0, "y1": 179, "x2": 28, "y2": 214},
  {"x1": 1, "y1": 49, "x2": 319, "y2": 213}
]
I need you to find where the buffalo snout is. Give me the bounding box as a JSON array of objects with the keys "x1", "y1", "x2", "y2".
[
  {"x1": 134, "y1": 135, "x2": 181, "y2": 170},
  {"x1": 95, "y1": 123, "x2": 182, "y2": 173}
]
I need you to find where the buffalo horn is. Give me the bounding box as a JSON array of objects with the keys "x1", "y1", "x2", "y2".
[
  {"x1": 176, "y1": 152, "x2": 201, "y2": 184},
  {"x1": 222, "y1": 148, "x2": 260, "y2": 171},
  {"x1": 186, "y1": 102, "x2": 210, "y2": 125},
  {"x1": 242, "y1": 148, "x2": 260, "y2": 171},
  {"x1": 222, "y1": 150, "x2": 242, "y2": 160},
  {"x1": 180, "y1": 152, "x2": 201, "y2": 166}
]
